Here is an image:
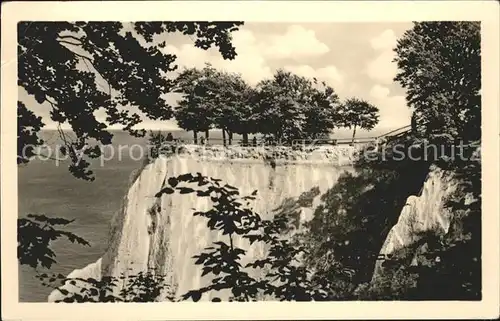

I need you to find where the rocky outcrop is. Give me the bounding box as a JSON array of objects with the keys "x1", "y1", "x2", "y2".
[
  {"x1": 371, "y1": 165, "x2": 459, "y2": 281},
  {"x1": 175, "y1": 144, "x2": 362, "y2": 166}
]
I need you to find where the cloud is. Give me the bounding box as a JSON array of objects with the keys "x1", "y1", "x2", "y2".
[
  {"x1": 165, "y1": 29, "x2": 273, "y2": 86},
  {"x1": 366, "y1": 29, "x2": 399, "y2": 84},
  {"x1": 370, "y1": 29, "x2": 398, "y2": 51},
  {"x1": 368, "y1": 84, "x2": 411, "y2": 130},
  {"x1": 283, "y1": 64, "x2": 345, "y2": 91},
  {"x1": 166, "y1": 26, "x2": 330, "y2": 86},
  {"x1": 262, "y1": 25, "x2": 330, "y2": 59},
  {"x1": 366, "y1": 50, "x2": 398, "y2": 85},
  {"x1": 369, "y1": 84, "x2": 390, "y2": 100}
]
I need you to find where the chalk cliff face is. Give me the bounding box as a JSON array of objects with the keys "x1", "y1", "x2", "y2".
[
  {"x1": 371, "y1": 165, "x2": 459, "y2": 280},
  {"x1": 49, "y1": 147, "x2": 352, "y2": 302},
  {"x1": 49, "y1": 144, "x2": 465, "y2": 302}
]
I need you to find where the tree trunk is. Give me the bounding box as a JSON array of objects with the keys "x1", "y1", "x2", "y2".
[
  {"x1": 193, "y1": 131, "x2": 198, "y2": 144},
  {"x1": 222, "y1": 128, "x2": 227, "y2": 146},
  {"x1": 228, "y1": 131, "x2": 233, "y2": 145},
  {"x1": 205, "y1": 130, "x2": 209, "y2": 144},
  {"x1": 351, "y1": 124, "x2": 357, "y2": 145},
  {"x1": 242, "y1": 132, "x2": 249, "y2": 146}
]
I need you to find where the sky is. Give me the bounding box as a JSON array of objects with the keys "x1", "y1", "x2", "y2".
[{"x1": 20, "y1": 22, "x2": 415, "y2": 135}]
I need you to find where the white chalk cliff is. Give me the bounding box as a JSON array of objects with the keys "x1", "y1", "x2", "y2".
[
  {"x1": 49, "y1": 144, "x2": 467, "y2": 301},
  {"x1": 49, "y1": 147, "x2": 352, "y2": 302},
  {"x1": 371, "y1": 164, "x2": 460, "y2": 280}
]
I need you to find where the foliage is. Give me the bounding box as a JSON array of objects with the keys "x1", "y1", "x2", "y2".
[
  {"x1": 218, "y1": 74, "x2": 257, "y2": 145},
  {"x1": 147, "y1": 130, "x2": 182, "y2": 160},
  {"x1": 39, "y1": 268, "x2": 175, "y2": 302},
  {"x1": 175, "y1": 64, "x2": 257, "y2": 145},
  {"x1": 338, "y1": 98, "x2": 379, "y2": 144},
  {"x1": 155, "y1": 173, "x2": 324, "y2": 301},
  {"x1": 18, "y1": 21, "x2": 243, "y2": 180},
  {"x1": 396, "y1": 141, "x2": 481, "y2": 300},
  {"x1": 394, "y1": 21, "x2": 481, "y2": 143},
  {"x1": 18, "y1": 101, "x2": 45, "y2": 164},
  {"x1": 156, "y1": 172, "x2": 264, "y2": 301},
  {"x1": 300, "y1": 153, "x2": 430, "y2": 288},
  {"x1": 380, "y1": 21, "x2": 483, "y2": 300},
  {"x1": 18, "y1": 214, "x2": 90, "y2": 269},
  {"x1": 254, "y1": 70, "x2": 341, "y2": 143},
  {"x1": 174, "y1": 65, "x2": 218, "y2": 143}
]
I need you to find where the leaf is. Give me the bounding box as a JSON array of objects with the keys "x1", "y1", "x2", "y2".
[
  {"x1": 197, "y1": 190, "x2": 211, "y2": 197},
  {"x1": 186, "y1": 290, "x2": 202, "y2": 302},
  {"x1": 155, "y1": 187, "x2": 174, "y2": 197},
  {"x1": 168, "y1": 177, "x2": 179, "y2": 187},
  {"x1": 178, "y1": 187, "x2": 195, "y2": 194}
]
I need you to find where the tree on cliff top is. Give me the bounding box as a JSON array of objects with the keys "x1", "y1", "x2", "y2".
[
  {"x1": 255, "y1": 69, "x2": 340, "y2": 143},
  {"x1": 393, "y1": 21, "x2": 481, "y2": 143},
  {"x1": 338, "y1": 98, "x2": 379, "y2": 144},
  {"x1": 175, "y1": 65, "x2": 257, "y2": 146},
  {"x1": 18, "y1": 21, "x2": 243, "y2": 180},
  {"x1": 304, "y1": 79, "x2": 341, "y2": 140},
  {"x1": 214, "y1": 72, "x2": 257, "y2": 146},
  {"x1": 174, "y1": 64, "x2": 219, "y2": 144}
]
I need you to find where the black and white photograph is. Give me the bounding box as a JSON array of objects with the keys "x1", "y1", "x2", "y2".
[{"x1": 2, "y1": 1, "x2": 499, "y2": 320}]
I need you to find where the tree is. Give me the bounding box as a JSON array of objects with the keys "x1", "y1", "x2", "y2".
[
  {"x1": 255, "y1": 70, "x2": 309, "y2": 143},
  {"x1": 213, "y1": 72, "x2": 256, "y2": 146},
  {"x1": 255, "y1": 70, "x2": 339, "y2": 144},
  {"x1": 393, "y1": 21, "x2": 481, "y2": 143},
  {"x1": 338, "y1": 98, "x2": 379, "y2": 144},
  {"x1": 175, "y1": 66, "x2": 258, "y2": 146},
  {"x1": 174, "y1": 65, "x2": 219, "y2": 144},
  {"x1": 392, "y1": 22, "x2": 482, "y2": 299},
  {"x1": 18, "y1": 21, "x2": 243, "y2": 180},
  {"x1": 229, "y1": 85, "x2": 259, "y2": 146},
  {"x1": 303, "y1": 79, "x2": 341, "y2": 140}
]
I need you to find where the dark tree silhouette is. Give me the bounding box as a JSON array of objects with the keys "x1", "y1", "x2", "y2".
[
  {"x1": 338, "y1": 98, "x2": 379, "y2": 145},
  {"x1": 39, "y1": 268, "x2": 175, "y2": 302},
  {"x1": 393, "y1": 21, "x2": 481, "y2": 143},
  {"x1": 18, "y1": 214, "x2": 90, "y2": 269},
  {"x1": 174, "y1": 64, "x2": 218, "y2": 144},
  {"x1": 255, "y1": 69, "x2": 340, "y2": 143},
  {"x1": 304, "y1": 79, "x2": 341, "y2": 140},
  {"x1": 175, "y1": 65, "x2": 257, "y2": 146}
]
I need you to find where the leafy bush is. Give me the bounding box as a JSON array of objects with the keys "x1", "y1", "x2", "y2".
[{"x1": 39, "y1": 268, "x2": 175, "y2": 302}]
